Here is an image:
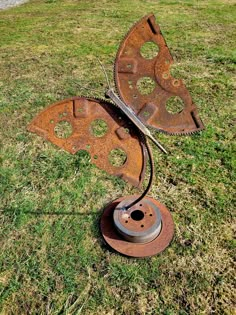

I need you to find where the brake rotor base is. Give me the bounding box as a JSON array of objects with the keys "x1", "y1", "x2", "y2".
[{"x1": 100, "y1": 195, "x2": 174, "y2": 257}]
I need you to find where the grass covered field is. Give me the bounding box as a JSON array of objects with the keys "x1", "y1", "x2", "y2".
[{"x1": 0, "y1": 0, "x2": 235, "y2": 314}]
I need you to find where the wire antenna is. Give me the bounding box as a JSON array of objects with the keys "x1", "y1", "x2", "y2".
[{"x1": 97, "y1": 58, "x2": 112, "y2": 89}]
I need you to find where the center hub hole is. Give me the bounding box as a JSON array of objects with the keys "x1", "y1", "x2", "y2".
[{"x1": 131, "y1": 210, "x2": 144, "y2": 221}]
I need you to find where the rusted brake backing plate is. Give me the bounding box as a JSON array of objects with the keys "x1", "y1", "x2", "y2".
[
  {"x1": 114, "y1": 14, "x2": 204, "y2": 135},
  {"x1": 28, "y1": 97, "x2": 147, "y2": 187},
  {"x1": 100, "y1": 195, "x2": 174, "y2": 257}
]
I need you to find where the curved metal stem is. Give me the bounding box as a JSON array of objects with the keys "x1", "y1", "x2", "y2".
[{"x1": 123, "y1": 136, "x2": 154, "y2": 210}]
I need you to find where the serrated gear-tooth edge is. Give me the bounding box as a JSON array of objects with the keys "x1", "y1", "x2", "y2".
[
  {"x1": 113, "y1": 14, "x2": 204, "y2": 137},
  {"x1": 151, "y1": 126, "x2": 204, "y2": 136}
]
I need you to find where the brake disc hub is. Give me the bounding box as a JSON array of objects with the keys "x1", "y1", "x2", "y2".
[
  {"x1": 113, "y1": 196, "x2": 162, "y2": 243},
  {"x1": 101, "y1": 195, "x2": 174, "y2": 257}
]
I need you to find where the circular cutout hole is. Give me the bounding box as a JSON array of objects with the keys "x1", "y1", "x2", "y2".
[
  {"x1": 109, "y1": 148, "x2": 127, "y2": 167},
  {"x1": 141, "y1": 224, "x2": 144, "y2": 228},
  {"x1": 162, "y1": 72, "x2": 169, "y2": 79},
  {"x1": 125, "y1": 220, "x2": 128, "y2": 223},
  {"x1": 140, "y1": 41, "x2": 159, "y2": 59},
  {"x1": 143, "y1": 111, "x2": 150, "y2": 117},
  {"x1": 149, "y1": 214, "x2": 152, "y2": 216},
  {"x1": 166, "y1": 96, "x2": 184, "y2": 114},
  {"x1": 172, "y1": 79, "x2": 180, "y2": 87},
  {"x1": 131, "y1": 210, "x2": 144, "y2": 221},
  {"x1": 59, "y1": 112, "x2": 68, "y2": 118},
  {"x1": 137, "y1": 77, "x2": 156, "y2": 95},
  {"x1": 91, "y1": 119, "x2": 108, "y2": 137},
  {"x1": 54, "y1": 121, "x2": 73, "y2": 139}
]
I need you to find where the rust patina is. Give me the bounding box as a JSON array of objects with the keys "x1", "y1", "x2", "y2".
[
  {"x1": 28, "y1": 97, "x2": 147, "y2": 187},
  {"x1": 114, "y1": 14, "x2": 204, "y2": 135}
]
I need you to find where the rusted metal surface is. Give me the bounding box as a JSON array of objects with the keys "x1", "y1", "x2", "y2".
[
  {"x1": 100, "y1": 195, "x2": 174, "y2": 257},
  {"x1": 114, "y1": 13, "x2": 204, "y2": 135},
  {"x1": 113, "y1": 196, "x2": 162, "y2": 243},
  {"x1": 28, "y1": 97, "x2": 147, "y2": 187},
  {"x1": 106, "y1": 89, "x2": 167, "y2": 154}
]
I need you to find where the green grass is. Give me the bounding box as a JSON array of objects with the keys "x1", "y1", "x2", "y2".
[{"x1": 0, "y1": 0, "x2": 235, "y2": 314}]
